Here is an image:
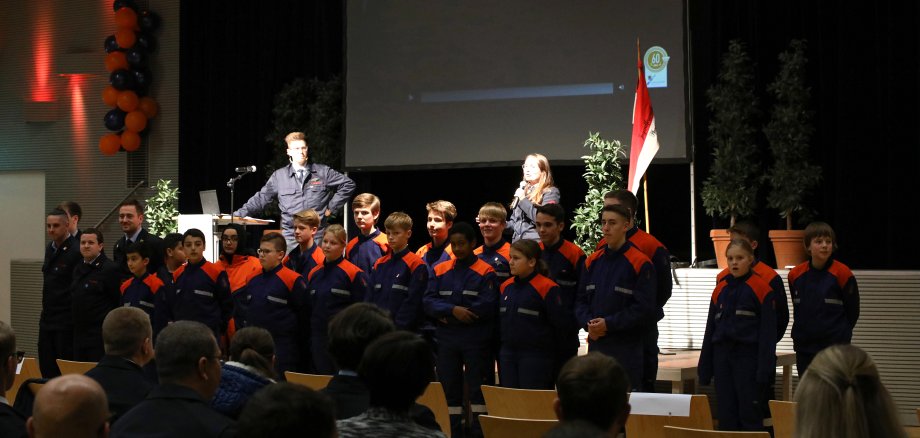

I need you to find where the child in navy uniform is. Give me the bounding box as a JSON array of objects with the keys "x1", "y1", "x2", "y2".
[
  {"x1": 699, "y1": 239, "x2": 777, "y2": 431},
  {"x1": 169, "y1": 228, "x2": 233, "y2": 344},
  {"x1": 788, "y1": 221, "x2": 859, "y2": 375},
  {"x1": 121, "y1": 241, "x2": 169, "y2": 339},
  {"x1": 366, "y1": 212, "x2": 428, "y2": 331},
  {"x1": 498, "y1": 239, "x2": 567, "y2": 389},
  {"x1": 284, "y1": 209, "x2": 325, "y2": 277},
  {"x1": 346, "y1": 193, "x2": 388, "y2": 273}
]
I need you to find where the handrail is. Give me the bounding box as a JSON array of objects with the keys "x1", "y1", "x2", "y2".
[{"x1": 94, "y1": 179, "x2": 146, "y2": 229}]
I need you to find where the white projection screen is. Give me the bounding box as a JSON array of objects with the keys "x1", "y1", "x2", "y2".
[{"x1": 345, "y1": 0, "x2": 688, "y2": 170}]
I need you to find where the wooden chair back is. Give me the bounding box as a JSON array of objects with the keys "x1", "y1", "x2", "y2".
[
  {"x1": 768, "y1": 400, "x2": 796, "y2": 438},
  {"x1": 626, "y1": 394, "x2": 715, "y2": 438},
  {"x1": 480, "y1": 385, "x2": 557, "y2": 420},
  {"x1": 417, "y1": 382, "x2": 451, "y2": 437},
  {"x1": 284, "y1": 371, "x2": 333, "y2": 390},
  {"x1": 6, "y1": 357, "x2": 40, "y2": 405},
  {"x1": 664, "y1": 426, "x2": 770, "y2": 438},
  {"x1": 478, "y1": 415, "x2": 558, "y2": 438},
  {"x1": 55, "y1": 359, "x2": 96, "y2": 375}
]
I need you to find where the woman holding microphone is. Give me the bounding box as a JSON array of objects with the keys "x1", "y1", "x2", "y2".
[{"x1": 508, "y1": 153, "x2": 560, "y2": 242}]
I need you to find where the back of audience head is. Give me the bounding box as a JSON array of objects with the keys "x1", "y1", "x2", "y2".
[
  {"x1": 228, "y1": 326, "x2": 276, "y2": 379},
  {"x1": 543, "y1": 419, "x2": 609, "y2": 438},
  {"x1": 359, "y1": 331, "x2": 434, "y2": 412},
  {"x1": 27, "y1": 374, "x2": 109, "y2": 438},
  {"x1": 328, "y1": 302, "x2": 395, "y2": 371},
  {"x1": 237, "y1": 383, "x2": 336, "y2": 438},
  {"x1": 554, "y1": 353, "x2": 630, "y2": 435},
  {"x1": 794, "y1": 344, "x2": 905, "y2": 438},
  {"x1": 0, "y1": 321, "x2": 16, "y2": 391},
  {"x1": 155, "y1": 320, "x2": 222, "y2": 400},
  {"x1": 102, "y1": 307, "x2": 154, "y2": 366}
]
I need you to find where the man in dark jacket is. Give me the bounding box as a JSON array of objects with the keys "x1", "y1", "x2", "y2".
[
  {"x1": 113, "y1": 199, "x2": 164, "y2": 279},
  {"x1": 39, "y1": 209, "x2": 82, "y2": 378},
  {"x1": 112, "y1": 320, "x2": 235, "y2": 437},
  {"x1": 84, "y1": 307, "x2": 155, "y2": 424},
  {"x1": 71, "y1": 228, "x2": 122, "y2": 361}
]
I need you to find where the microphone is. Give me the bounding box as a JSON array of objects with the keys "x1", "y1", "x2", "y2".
[
  {"x1": 235, "y1": 165, "x2": 256, "y2": 173},
  {"x1": 510, "y1": 181, "x2": 526, "y2": 209}
]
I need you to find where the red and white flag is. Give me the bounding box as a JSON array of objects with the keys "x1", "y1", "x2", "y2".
[{"x1": 627, "y1": 51, "x2": 660, "y2": 194}]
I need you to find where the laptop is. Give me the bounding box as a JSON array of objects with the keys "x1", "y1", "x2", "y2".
[{"x1": 199, "y1": 190, "x2": 221, "y2": 215}]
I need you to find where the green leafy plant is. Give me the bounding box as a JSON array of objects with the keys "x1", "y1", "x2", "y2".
[
  {"x1": 571, "y1": 132, "x2": 626, "y2": 251},
  {"x1": 701, "y1": 39, "x2": 761, "y2": 227},
  {"x1": 145, "y1": 179, "x2": 179, "y2": 237},
  {"x1": 764, "y1": 39, "x2": 822, "y2": 229},
  {"x1": 260, "y1": 75, "x2": 344, "y2": 217}
]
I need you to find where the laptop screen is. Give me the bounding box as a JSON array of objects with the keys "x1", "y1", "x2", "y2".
[{"x1": 199, "y1": 190, "x2": 221, "y2": 215}]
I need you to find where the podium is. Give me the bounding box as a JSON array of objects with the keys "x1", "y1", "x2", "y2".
[{"x1": 177, "y1": 214, "x2": 274, "y2": 263}]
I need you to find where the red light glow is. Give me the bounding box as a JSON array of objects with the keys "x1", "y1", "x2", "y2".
[{"x1": 31, "y1": 0, "x2": 55, "y2": 102}]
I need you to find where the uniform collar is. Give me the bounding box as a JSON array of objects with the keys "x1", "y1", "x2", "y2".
[{"x1": 125, "y1": 228, "x2": 143, "y2": 243}]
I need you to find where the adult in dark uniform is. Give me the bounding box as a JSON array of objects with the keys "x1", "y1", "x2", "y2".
[
  {"x1": 84, "y1": 307, "x2": 155, "y2": 424},
  {"x1": 57, "y1": 201, "x2": 83, "y2": 241},
  {"x1": 112, "y1": 320, "x2": 235, "y2": 437},
  {"x1": 39, "y1": 209, "x2": 82, "y2": 378},
  {"x1": 71, "y1": 228, "x2": 122, "y2": 362},
  {"x1": 113, "y1": 199, "x2": 164, "y2": 280},
  {"x1": 234, "y1": 131, "x2": 356, "y2": 248},
  {"x1": 0, "y1": 321, "x2": 27, "y2": 438}
]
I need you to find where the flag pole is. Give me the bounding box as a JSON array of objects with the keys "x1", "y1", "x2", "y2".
[{"x1": 643, "y1": 174, "x2": 650, "y2": 233}]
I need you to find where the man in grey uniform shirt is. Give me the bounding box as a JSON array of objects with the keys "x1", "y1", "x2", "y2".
[{"x1": 234, "y1": 131, "x2": 356, "y2": 247}]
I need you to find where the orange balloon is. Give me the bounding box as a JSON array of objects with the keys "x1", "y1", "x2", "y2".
[
  {"x1": 117, "y1": 90, "x2": 139, "y2": 112},
  {"x1": 114, "y1": 7, "x2": 138, "y2": 29},
  {"x1": 121, "y1": 130, "x2": 141, "y2": 152},
  {"x1": 102, "y1": 85, "x2": 120, "y2": 107},
  {"x1": 125, "y1": 110, "x2": 147, "y2": 132},
  {"x1": 115, "y1": 29, "x2": 136, "y2": 49},
  {"x1": 138, "y1": 96, "x2": 158, "y2": 119},
  {"x1": 104, "y1": 51, "x2": 128, "y2": 72},
  {"x1": 99, "y1": 134, "x2": 121, "y2": 156}
]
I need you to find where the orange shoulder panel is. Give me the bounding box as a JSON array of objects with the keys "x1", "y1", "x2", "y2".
[
  {"x1": 120, "y1": 278, "x2": 133, "y2": 294},
  {"x1": 201, "y1": 261, "x2": 225, "y2": 283},
  {"x1": 499, "y1": 277, "x2": 514, "y2": 294},
  {"x1": 827, "y1": 260, "x2": 854, "y2": 289},
  {"x1": 473, "y1": 246, "x2": 484, "y2": 256},
  {"x1": 753, "y1": 262, "x2": 779, "y2": 282},
  {"x1": 712, "y1": 281, "x2": 727, "y2": 304},
  {"x1": 338, "y1": 259, "x2": 363, "y2": 281},
  {"x1": 345, "y1": 237, "x2": 359, "y2": 258},
  {"x1": 307, "y1": 264, "x2": 323, "y2": 282},
  {"x1": 373, "y1": 253, "x2": 393, "y2": 271},
  {"x1": 276, "y1": 266, "x2": 302, "y2": 291},
  {"x1": 529, "y1": 274, "x2": 559, "y2": 299},
  {"x1": 310, "y1": 247, "x2": 325, "y2": 265},
  {"x1": 373, "y1": 233, "x2": 389, "y2": 252},
  {"x1": 172, "y1": 264, "x2": 187, "y2": 282},
  {"x1": 403, "y1": 252, "x2": 426, "y2": 272},
  {"x1": 143, "y1": 274, "x2": 164, "y2": 294},
  {"x1": 433, "y1": 259, "x2": 457, "y2": 277},
  {"x1": 624, "y1": 246, "x2": 651, "y2": 275},
  {"x1": 416, "y1": 244, "x2": 431, "y2": 257},
  {"x1": 788, "y1": 262, "x2": 809, "y2": 284},
  {"x1": 559, "y1": 241, "x2": 585, "y2": 268},
  {"x1": 584, "y1": 250, "x2": 604, "y2": 270},
  {"x1": 746, "y1": 274, "x2": 774, "y2": 304},
  {"x1": 716, "y1": 268, "x2": 730, "y2": 284},
  {"x1": 497, "y1": 243, "x2": 511, "y2": 260},
  {"x1": 469, "y1": 259, "x2": 496, "y2": 277}
]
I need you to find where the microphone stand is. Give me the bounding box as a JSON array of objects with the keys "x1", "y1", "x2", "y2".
[{"x1": 227, "y1": 173, "x2": 246, "y2": 226}]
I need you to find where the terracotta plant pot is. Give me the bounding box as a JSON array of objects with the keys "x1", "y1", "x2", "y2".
[
  {"x1": 769, "y1": 229, "x2": 807, "y2": 269},
  {"x1": 710, "y1": 229, "x2": 731, "y2": 269}
]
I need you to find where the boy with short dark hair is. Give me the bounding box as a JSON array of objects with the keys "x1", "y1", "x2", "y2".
[
  {"x1": 169, "y1": 228, "x2": 233, "y2": 342},
  {"x1": 474, "y1": 202, "x2": 511, "y2": 281},
  {"x1": 346, "y1": 193, "x2": 389, "y2": 273},
  {"x1": 366, "y1": 212, "x2": 429, "y2": 331},
  {"x1": 576, "y1": 205, "x2": 656, "y2": 391},
  {"x1": 235, "y1": 232, "x2": 309, "y2": 375},
  {"x1": 121, "y1": 241, "x2": 169, "y2": 339},
  {"x1": 157, "y1": 233, "x2": 186, "y2": 286},
  {"x1": 423, "y1": 222, "x2": 499, "y2": 437},
  {"x1": 534, "y1": 204, "x2": 585, "y2": 372},
  {"x1": 285, "y1": 209, "x2": 325, "y2": 277}
]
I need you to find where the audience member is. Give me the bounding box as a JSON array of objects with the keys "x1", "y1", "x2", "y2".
[
  {"x1": 212, "y1": 327, "x2": 276, "y2": 419},
  {"x1": 84, "y1": 308, "x2": 155, "y2": 424},
  {"x1": 39, "y1": 208, "x2": 81, "y2": 377},
  {"x1": 26, "y1": 374, "x2": 109, "y2": 438},
  {"x1": 794, "y1": 344, "x2": 905, "y2": 438},
  {"x1": 72, "y1": 228, "x2": 121, "y2": 361},
  {"x1": 337, "y1": 331, "x2": 444, "y2": 438},
  {"x1": 112, "y1": 321, "x2": 234, "y2": 437},
  {"x1": 236, "y1": 382, "x2": 336, "y2": 438},
  {"x1": 0, "y1": 321, "x2": 26, "y2": 438},
  {"x1": 543, "y1": 419, "x2": 609, "y2": 438},
  {"x1": 550, "y1": 353, "x2": 630, "y2": 437}
]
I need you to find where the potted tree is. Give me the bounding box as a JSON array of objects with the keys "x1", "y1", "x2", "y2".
[
  {"x1": 571, "y1": 132, "x2": 626, "y2": 252},
  {"x1": 701, "y1": 39, "x2": 762, "y2": 268},
  {"x1": 764, "y1": 39, "x2": 822, "y2": 268}
]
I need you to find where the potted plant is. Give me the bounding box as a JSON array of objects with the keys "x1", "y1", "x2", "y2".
[
  {"x1": 571, "y1": 132, "x2": 626, "y2": 252},
  {"x1": 764, "y1": 39, "x2": 822, "y2": 268},
  {"x1": 145, "y1": 179, "x2": 179, "y2": 237},
  {"x1": 700, "y1": 39, "x2": 762, "y2": 268}
]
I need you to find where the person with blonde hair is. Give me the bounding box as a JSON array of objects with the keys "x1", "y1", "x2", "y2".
[
  {"x1": 508, "y1": 153, "x2": 560, "y2": 242},
  {"x1": 794, "y1": 344, "x2": 905, "y2": 438}
]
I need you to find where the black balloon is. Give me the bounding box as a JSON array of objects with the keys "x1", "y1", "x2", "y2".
[
  {"x1": 135, "y1": 33, "x2": 157, "y2": 53},
  {"x1": 112, "y1": 0, "x2": 137, "y2": 12},
  {"x1": 104, "y1": 35, "x2": 120, "y2": 53},
  {"x1": 138, "y1": 10, "x2": 161, "y2": 33},
  {"x1": 132, "y1": 69, "x2": 152, "y2": 95},
  {"x1": 125, "y1": 48, "x2": 145, "y2": 68},
  {"x1": 109, "y1": 69, "x2": 136, "y2": 91},
  {"x1": 104, "y1": 108, "x2": 127, "y2": 131}
]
